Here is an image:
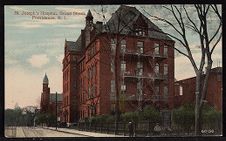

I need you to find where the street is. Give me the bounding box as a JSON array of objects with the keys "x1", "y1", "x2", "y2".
[{"x1": 5, "y1": 126, "x2": 88, "y2": 137}]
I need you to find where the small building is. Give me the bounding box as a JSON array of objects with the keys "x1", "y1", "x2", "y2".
[
  {"x1": 40, "y1": 74, "x2": 63, "y2": 119},
  {"x1": 174, "y1": 67, "x2": 222, "y2": 111}
]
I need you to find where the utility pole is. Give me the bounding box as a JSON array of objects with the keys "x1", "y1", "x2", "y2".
[{"x1": 55, "y1": 92, "x2": 58, "y2": 130}]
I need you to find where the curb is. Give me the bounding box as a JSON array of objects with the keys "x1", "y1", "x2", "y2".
[{"x1": 42, "y1": 127, "x2": 92, "y2": 137}]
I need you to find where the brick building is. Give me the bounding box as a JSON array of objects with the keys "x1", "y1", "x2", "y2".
[
  {"x1": 174, "y1": 67, "x2": 222, "y2": 111},
  {"x1": 62, "y1": 5, "x2": 175, "y2": 123},
  {"x1": 40, "y1": 74, "x2": 62, "y2": 119}
]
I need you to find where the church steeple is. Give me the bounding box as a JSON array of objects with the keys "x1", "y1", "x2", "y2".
[{"x1": 43, "y1": 73, "x2": 49, "y2": 85}]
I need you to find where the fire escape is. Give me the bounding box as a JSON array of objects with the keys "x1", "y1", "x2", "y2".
[{"x1": 120, "y1": 41, "x2": 168, "y2": 111}]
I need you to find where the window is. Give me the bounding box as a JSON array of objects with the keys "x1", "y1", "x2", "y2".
[
  {"x1": 135, "y1": 28, "x2": 145, "y2": 36},
  {"x1": 111, "y1": 39, "x2": 116, "y2": 52},
  {"x1": 155, "y1": 86, "x2": 159, "y2": 95},
  {"x1": 179, "y1": 85, "x2": 183, "y2": 96},
  {"x1": 137, "y1": 61, "x2": 143, "y2": 75},
  {"x1": 164, "y1": 45, "x2": 168, "y2": 56},
  {"x1": 111, "y1": 80, "x2": 115, "y2": 93},
  {"x1": 137, "y1": 41, "x2": 144, "y2": 53},
  {"x1": 121, "y1": 61, "x2": 126, "y2": 72},
  {"x1": 121, "y1": 83, "x2": 126, "y2": 91},
  {"x1": 137, "y1": 81, "x2": 142, "y2": 95},
  {"x1": 154, "y1": 43, "x2": 160, "y2": 55},
  {"x1": 163, "y1": 86, "x2": 168, "y2": 98},
  {"x1": 111, "y1": 59, "x2": 114, "y2": 72},
  {"x1": 121, "y1": 39, "x2": 126, "y2": 53},
  {"x1": 164, "y1": 64, "x2": 168, "y2": 75},
  {"x1": 88, "y1": 85, "x2": 91, "y2": 98},
  {"x1": 155, "y1": 63, "x2": 160, "y2": 74}
]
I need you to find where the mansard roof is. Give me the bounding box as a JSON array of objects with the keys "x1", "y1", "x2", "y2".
[
  {"x1": 67, "y1": 5, "x2": 173, "y2": 53},
  {"x1": 104, "y1": 5, "x2": 173, "y2": 41}
]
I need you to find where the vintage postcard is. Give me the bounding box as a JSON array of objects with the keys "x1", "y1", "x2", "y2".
[{"x1": 4, "y1": 4, "x2": 222, "y2": 137}]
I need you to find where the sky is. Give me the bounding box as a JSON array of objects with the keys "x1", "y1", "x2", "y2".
[{"x1": 4, "y1": 5, "x2": 222, "y2": 109}]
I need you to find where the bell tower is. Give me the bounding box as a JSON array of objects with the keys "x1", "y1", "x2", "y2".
[{"x1": 41, "y1": 73, "x2": 50, "y2": 112}]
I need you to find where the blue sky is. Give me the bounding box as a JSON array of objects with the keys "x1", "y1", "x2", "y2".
[{"x1": 4, "y1": 5, "x2": 222, "y2": 109}]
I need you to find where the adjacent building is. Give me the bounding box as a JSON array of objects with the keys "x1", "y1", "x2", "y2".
[
  {"x1": 174, "y1": 67, "x2": 222, "y2": 111},
  {"x1": 62, "y1": 5, "x2": 175, "y2": 123},
  {"x1": 40, "y1": 74, "x2": 63, "y2": 119}
]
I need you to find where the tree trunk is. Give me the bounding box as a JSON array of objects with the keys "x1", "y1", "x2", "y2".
[{"x1": 195, "y1": 72, "x2": 201, "y2": 135}]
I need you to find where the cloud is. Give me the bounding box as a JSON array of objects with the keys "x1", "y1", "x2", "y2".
[{"x1": 27, "y1": 54, "x2": 50, "y2": 68}]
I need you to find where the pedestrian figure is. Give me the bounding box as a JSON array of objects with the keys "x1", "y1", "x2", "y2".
[
  {"x1": 154, "y1": 123, "x2": 161, "y2": 136},
  {"x1": 128, "y1": 121, "x2": 134, "y2": 137}
]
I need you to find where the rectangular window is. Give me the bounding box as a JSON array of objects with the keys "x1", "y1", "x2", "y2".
[
  {"x1": 111, "y1": 38, "x2": 116, "y2": 52},
  {"x1": 111, "y1": 80, "x2": 115, "y2": 93},
  {"x1": 155, "y1": 86, "x2": 159, "y2": 95},
  {"x1": 88, "y1": 85, "x2": 91, "y2": 98},
  {"x1": 111, "y1": 59, "x2": 114, "y2": 72},
  {"x1": 137, "y1": 41, "x2": 144, "y2": 53},
  {"x1": 179, "y1": 85, "x2": 183, "y2": 96},
  {"x1": 137, "y1": 81, "x2": 142, "y2": 95},
  {"x1": 137, "y1": 61, "x2": 143, "y2": 76},
  {"x1": 121, "y1": 40, "x2": 126, "y2": 53},
  {"x1": 154, "y1": 43, "x2": 160, "y2": 55},
  {"x1": 155, "y1": 63, "x2": 160, "y2": 74},
  {"x1": 164, "y1": 45, "x2": 168, "y2": 57},
  {"x1": 164, "y1": 86, "x2": 168, "y2": 98},
  {"x1": 121, "y1": 84, "x2": 126, "y2": 91},
  {"x1": 121, "y1": 61, "x2": 126, "y2": 72},
  {"x1": 164, "y1": 64, "x2": 168, "y2": 75}
]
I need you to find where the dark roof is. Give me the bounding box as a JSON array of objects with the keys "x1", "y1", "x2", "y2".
[
  {"x1": 210, "y1": 67, "x2": 222, "y2": 73},
  {"x1": 43, "y1": 73, "x2": 49, "y2": 84},
  {"x1": 104, "y1": 5, "x2": 173, "y2": 41},
  {"x1": 49, "y1": 93, "x2": 62, "y2": 102},
  {"x1": 69, "y1": 5, "x2": 173, "y2": 53},
  {"x1": 65, "y1": 37, "x2": 82, "y2": 52},
  {"x1": 86, "y1": 9, "x2": 93, "y2": 19}
]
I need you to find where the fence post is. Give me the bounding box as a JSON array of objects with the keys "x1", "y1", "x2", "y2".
[
  {"x1": 123, "y1": 122, "x2": 126, "y2": 136},
  {"x1": 100, "y1": 122, "x2": 102, "y2": 132},
  {"x1": 134, "y1": 121, "x2": 137, "y2": 137},
  {"x1": 148, "y1": 120, "x2": 151, "y2": 136},
  {"x1": 107, "y1": 122, "x2": 109, "y2": 134}
]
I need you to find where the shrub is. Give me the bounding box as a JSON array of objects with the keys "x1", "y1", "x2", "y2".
[
  {"x1": 172, "y1": 104, "x2": 195, "y2": 132},
  {"x1": 121, "y1": 111, "x2": 139, "y2": 122},
  {"x1": 141, "y1": 106, "x2": 161, "y2": 122}
]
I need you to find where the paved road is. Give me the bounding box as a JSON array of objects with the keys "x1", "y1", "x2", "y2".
[{"x1": 5, "y1": 126, "x2": 88, "y2": 137}]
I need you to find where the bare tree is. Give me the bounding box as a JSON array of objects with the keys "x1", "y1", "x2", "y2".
[{"x1": 142, "y1": 4, "x2": 222, "y2": 135}]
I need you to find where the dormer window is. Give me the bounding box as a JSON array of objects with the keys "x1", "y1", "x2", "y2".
[{"x1": 135, "y1": 28, "x2": 146, "y2": 36}]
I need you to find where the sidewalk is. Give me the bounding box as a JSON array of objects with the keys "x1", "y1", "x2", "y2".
[{"x1": 43, "y1": 127, "x2": 127, "y2": 137}]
